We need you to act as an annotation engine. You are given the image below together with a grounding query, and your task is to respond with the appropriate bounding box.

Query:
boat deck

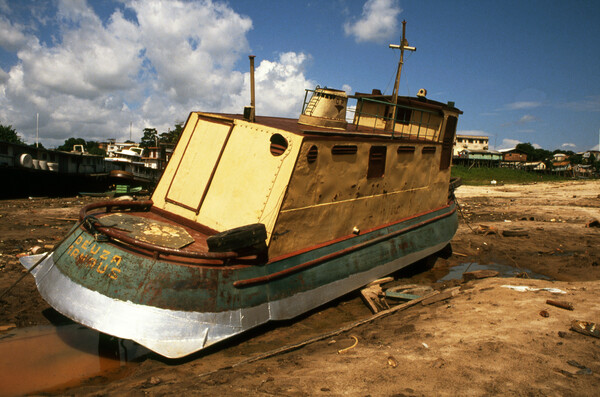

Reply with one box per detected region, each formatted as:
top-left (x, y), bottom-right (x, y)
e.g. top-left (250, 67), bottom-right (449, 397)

top-left (84, 204), bottom-right (257, 268)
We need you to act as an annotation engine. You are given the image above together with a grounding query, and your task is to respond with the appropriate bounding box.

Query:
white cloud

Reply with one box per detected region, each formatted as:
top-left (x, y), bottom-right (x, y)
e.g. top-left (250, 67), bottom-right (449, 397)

top-left (496, 138), bottom-right (521, 150)
top-left (344, 0), bottom-right (401, 43)
top-left (228, 52), bottom-right (315, 117)
top-left (561, 142), bottom-right (576, 148)
top-left (504, 101), bottom-right (542, 110)
top-left (0, 0), bottom-right (314, 147)
top-left (0, 15), bottom-right (30, 51)
top-left (562, 95), bottom-right (600, 112)
top-left (517, 114), bottom-right (537, 124)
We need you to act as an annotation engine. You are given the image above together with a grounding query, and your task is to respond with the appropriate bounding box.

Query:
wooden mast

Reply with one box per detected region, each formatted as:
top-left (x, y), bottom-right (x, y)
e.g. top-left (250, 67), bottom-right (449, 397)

top-left (386, 20), bottom-right (416, 132)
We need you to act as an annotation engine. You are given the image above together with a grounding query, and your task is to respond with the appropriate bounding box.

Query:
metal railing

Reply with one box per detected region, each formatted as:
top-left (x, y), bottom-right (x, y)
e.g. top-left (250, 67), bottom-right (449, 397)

top-left (351, 97), bottom-right (441, 140)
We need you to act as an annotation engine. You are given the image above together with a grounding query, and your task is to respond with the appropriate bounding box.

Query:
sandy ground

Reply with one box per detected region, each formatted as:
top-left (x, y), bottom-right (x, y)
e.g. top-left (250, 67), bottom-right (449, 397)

top-left (0, 180), bottom-right (599, 395)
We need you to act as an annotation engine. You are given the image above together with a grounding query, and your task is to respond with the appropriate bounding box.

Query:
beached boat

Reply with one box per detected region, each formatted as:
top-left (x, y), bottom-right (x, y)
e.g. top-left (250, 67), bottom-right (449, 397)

top-left (21, 26), bottom-right (462, 358)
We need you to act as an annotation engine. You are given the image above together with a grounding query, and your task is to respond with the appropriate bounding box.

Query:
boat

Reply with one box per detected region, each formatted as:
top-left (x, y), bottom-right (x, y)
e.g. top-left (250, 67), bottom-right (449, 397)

top-left (104, 142), bottom-right (162, 188)
top-left (21, 23), bottom-right (462, 358)
top-left (0, 141), bottom-right (109, 198)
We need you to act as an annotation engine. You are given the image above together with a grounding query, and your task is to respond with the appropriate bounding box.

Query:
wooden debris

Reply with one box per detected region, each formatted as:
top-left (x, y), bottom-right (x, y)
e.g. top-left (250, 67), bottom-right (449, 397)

top-left (546, 300), bottom-right (574, 311)
top-left (0, 323), bottom-right (17, 332)
top-left (502, 228), bottom-right (529, 237)
top-left (475, 224), bottom-right (497, 235)
top-left (571, 320), bottom-right (600, 338)
top-left (463, 269), bottom-right (499, 281)
top-left (421, 287), bottom-right (459, 306)
top-left (586, 219), bottom-right (600, 228)
top-left (365, 277), bottom-right (394, 288)
top-left (360, 284), bottom-right (389, 313)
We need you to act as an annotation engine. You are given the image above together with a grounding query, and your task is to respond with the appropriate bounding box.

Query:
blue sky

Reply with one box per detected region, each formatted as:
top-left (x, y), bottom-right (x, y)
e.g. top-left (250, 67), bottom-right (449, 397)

top-left (0, 0), bottom-right (598, 152)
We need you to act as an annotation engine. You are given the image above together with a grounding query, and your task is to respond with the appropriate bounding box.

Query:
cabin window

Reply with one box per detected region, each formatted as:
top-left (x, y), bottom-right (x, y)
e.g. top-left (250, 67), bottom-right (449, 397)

top-left (367, 146), bottom-right (386, 179)
top-left (397, 146), bottom-right (415, 163)
top-left (331, 145), bottom-right (358, 155)
top-left (307, 145), bottom-right (318, 163)
top-left (397, 146), bottom-right (415, 154)
top-left (422, 146), bottom-right (437, 154)
top-left (395, 107), bottom-right (412, 125)
top-left (270, 134), bottom-right (288, 156)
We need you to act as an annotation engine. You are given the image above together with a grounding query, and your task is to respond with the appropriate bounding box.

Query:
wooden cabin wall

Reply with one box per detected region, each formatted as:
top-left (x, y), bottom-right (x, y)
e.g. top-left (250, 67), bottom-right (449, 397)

top-left (354, 101), bottom-right (442, 140)
top-left (268, 138), bottom-right (451, 258)
top-left (152, 113), bottom-right (302, 239)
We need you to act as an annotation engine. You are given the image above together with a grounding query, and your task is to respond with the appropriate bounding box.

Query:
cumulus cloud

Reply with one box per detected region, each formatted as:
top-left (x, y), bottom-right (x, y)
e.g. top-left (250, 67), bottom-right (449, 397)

top-left (0, 0), bottom-right (313, 147)
top-left (228, 52), bottom-right (315, 117)
top-left (344, 0), bottom-right (401, 43)
top-left (496, 138), bottom-right (521, 150)
top-left (0, 15), bottom-right (30, 51)
top-left (561, 142), bottom-right (576, 148)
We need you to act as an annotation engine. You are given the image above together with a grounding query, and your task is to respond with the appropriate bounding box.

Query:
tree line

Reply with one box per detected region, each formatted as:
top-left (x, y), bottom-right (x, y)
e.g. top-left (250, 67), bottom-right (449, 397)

top-left (0, 122), bottom-right (184, 156)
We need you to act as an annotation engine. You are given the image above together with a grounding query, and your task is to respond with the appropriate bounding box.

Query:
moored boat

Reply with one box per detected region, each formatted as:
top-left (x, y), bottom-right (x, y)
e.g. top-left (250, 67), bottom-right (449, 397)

top-left (21, 24), bottom-right (462, 358)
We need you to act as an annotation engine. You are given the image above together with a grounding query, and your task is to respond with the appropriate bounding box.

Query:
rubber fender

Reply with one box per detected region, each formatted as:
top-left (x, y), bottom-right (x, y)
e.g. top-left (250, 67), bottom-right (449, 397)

top-left (207, 223), bottom-right (267, 252)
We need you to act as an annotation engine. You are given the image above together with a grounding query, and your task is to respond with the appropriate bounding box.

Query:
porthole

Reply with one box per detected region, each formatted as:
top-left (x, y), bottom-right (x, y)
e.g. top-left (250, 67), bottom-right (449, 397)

top-left (307, 145), bottom-right (318, 163)
top-left (270, 134), bottom-right (288, 156)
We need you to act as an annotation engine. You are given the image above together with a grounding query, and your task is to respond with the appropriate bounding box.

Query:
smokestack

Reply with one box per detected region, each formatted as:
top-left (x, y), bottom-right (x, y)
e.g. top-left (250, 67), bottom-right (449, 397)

top-left (244, 55), bottom-right (256, 122)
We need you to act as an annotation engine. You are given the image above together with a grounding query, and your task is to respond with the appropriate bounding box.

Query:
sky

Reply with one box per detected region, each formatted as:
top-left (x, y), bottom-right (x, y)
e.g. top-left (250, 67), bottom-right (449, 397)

top-left (0, 0), bottom-right (599, 151)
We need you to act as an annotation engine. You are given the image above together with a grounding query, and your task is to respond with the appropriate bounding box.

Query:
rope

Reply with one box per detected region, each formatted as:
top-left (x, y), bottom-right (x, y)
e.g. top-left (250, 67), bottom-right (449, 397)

top-left (452, 192), bottom-right (475, 233)
top-left (197, 290), bottom-right (439, 378)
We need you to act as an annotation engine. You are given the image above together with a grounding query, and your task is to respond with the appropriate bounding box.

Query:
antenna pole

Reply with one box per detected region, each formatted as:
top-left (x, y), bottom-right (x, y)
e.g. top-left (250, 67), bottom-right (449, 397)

top-left (386, 20), bottom-right (416, 132)
top-left (249, 55), bottom-right (256, 122)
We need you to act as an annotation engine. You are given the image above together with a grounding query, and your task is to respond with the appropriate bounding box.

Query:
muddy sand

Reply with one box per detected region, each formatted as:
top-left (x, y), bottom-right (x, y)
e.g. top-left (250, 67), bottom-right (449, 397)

top-left (0, 180), bottom-right (599, 395)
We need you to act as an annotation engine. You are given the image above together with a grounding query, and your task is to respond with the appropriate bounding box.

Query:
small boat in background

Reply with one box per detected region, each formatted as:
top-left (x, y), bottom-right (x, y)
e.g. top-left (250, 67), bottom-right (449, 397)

top-left (22, 23), bottom-right (462, 358)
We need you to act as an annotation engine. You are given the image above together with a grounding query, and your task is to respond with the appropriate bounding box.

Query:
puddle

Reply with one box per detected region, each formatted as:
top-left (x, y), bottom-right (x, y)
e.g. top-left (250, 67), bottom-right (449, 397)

top-left (440, 262), bottom-right (552, 282)
top-left (0, 324), bottom-right (149, 396)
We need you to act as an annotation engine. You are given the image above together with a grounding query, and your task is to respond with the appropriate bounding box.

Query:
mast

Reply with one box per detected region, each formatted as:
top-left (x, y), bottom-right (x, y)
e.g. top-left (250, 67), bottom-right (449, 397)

top-left (386, 20), bottom-right (416, 132)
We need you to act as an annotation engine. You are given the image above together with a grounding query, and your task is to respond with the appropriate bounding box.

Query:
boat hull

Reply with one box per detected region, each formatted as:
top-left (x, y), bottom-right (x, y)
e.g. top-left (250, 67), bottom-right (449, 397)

top-left (21, 203), bottom-right (457, 358)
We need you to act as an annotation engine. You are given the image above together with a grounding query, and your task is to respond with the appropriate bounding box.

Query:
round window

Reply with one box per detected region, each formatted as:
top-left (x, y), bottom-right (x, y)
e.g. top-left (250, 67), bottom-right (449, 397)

top-left (270, 134), bottom-right (288, 156)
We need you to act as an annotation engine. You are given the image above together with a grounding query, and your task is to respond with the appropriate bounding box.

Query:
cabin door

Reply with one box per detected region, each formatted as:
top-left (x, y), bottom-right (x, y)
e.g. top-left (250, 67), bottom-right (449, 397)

top-left (439, 116), bottom-right (457, 170)
top-left (164, 118), bottom-right (233, 213)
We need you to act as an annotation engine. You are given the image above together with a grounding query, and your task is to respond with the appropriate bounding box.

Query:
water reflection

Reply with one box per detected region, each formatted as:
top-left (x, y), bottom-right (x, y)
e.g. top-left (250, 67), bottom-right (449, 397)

top-left (0, 324), bottom-right (149, 396)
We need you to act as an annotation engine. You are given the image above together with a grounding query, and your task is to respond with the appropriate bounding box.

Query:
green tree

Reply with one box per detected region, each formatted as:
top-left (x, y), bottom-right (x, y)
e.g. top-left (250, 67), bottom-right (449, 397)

top-left (515, 142), bottom-right (535, 160)
top-left (140, 128), bottom-right (158, 148)
top-left (159, 122), bottom-right (184, 145)
top-left (86, 140), bottom-right (106, 156)
top-left (0, 124), bottom-right (24, 144)
top-left (57, 137), bottom-right (86, 152)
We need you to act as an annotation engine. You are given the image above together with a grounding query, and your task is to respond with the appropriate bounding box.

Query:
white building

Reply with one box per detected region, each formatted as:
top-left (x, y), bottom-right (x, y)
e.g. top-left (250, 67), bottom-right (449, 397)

top-left (453, 134), bottom-right (489, 156)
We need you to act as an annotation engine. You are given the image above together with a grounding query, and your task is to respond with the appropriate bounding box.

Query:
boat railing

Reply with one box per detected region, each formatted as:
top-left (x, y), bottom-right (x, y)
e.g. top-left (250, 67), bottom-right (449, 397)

top-left (350, 97), bottom-right (441, 140)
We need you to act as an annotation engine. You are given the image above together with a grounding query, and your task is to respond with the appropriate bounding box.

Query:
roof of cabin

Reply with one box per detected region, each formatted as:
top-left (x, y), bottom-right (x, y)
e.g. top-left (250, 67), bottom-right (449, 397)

top-left (202, 111), bottom-right (453, 142)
